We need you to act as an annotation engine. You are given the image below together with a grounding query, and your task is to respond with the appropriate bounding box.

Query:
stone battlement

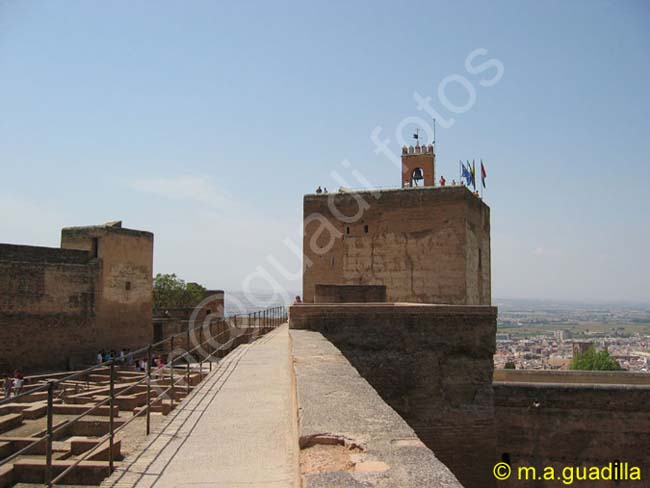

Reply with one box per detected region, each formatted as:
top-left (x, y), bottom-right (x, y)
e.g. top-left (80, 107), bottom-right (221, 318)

top-left (0, 243), bottom-right (92, 265)
top-left (290, 302), bottom-right (497, 487)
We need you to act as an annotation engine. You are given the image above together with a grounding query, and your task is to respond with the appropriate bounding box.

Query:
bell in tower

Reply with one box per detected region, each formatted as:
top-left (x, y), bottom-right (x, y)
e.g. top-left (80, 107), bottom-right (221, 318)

top-left (411, 167), bottom-right (424, 186)
top-left (401, 143), bottom-right (435, 188)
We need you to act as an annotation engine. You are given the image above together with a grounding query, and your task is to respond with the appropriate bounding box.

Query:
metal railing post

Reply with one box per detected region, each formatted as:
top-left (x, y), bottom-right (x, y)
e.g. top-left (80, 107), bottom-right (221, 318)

top-left (209, 321), bottom-right (213, 371)
top-left (170, 336), bottom-right (175, 409)
top-left (45, 380), bottom-right (54, 487)
top-left (109, 360), bottom-right (115, 472)
top-left (186, 327), bottom-right (191, 396)
top-left (199, 326), bottom-right (203, 378)
top-left (146, 345), bottom-right (152, 435)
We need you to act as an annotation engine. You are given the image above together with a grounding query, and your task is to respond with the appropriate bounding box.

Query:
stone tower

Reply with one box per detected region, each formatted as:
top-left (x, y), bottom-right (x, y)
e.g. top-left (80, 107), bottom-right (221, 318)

top-left (61, 221), bottom-right (154, 349)
top-left (401, 143), bottom-right (435, 187)
top-left (302, 186), bottom-right (491, 305)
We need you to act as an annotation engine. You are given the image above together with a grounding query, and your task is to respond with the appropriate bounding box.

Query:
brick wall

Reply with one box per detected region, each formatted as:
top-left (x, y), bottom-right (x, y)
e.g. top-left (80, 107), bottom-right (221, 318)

top-left (289, 303), bottom-right (498, 487)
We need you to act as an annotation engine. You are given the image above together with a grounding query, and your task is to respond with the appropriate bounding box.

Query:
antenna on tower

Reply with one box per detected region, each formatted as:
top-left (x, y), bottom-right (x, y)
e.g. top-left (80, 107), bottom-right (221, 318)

top-left (433, 118), bottom-right (436, 146)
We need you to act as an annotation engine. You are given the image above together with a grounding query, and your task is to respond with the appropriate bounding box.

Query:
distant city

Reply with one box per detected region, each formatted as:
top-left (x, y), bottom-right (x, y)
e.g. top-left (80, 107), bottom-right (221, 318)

top-left (493, 298), bottom-right (650, 371)
top-left (224, 293), bottom-right (650, 372)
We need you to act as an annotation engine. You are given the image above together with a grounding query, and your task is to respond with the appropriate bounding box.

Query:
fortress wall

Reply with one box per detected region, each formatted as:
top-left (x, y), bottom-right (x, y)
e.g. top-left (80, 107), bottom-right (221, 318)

top-left (494, 381), bottom-right (650, 487)
top-left (494, 368), bottom-right (650, 385)
top-left (292, 328), bottom-right (463, 487)
top-left (61, 226), bottom-right (154, 348)
top-left (314, 284), bottom-right (387, 303)
top-left (0, 247), bottom-right (99, 370)
top-left (290, 303), bottom-right (498, 488)
top-left (153, 292), bottom-right (226, 354)
top-left (302, 186), bottom-right (491, 306)
top-left (0, 224), bottom-right (154, 371)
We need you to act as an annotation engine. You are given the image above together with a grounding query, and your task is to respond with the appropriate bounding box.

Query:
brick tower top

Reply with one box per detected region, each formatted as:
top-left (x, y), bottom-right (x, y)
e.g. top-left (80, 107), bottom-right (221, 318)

top-left (401, 143), bottom-right (435, 187)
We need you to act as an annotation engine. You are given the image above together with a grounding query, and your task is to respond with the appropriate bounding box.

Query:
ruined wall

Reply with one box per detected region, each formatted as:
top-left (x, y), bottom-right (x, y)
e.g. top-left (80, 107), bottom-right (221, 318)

top-left (289, 303), bottom-right (498, 488)
top-left (494, 381), bottom-right (650, 487)
top-left (302, 186), bottom-right (491, 305)
top-left (0, 244), bottom-right (99, 370)
top-left (153, 291), bottom-right (226, 353)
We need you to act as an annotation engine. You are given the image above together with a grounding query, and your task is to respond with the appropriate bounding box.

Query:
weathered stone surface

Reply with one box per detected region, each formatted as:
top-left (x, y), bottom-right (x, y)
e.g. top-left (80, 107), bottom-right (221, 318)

top-left (101, 327), bottom-right (299, 488)
top-left (292, 329), bottom-right (463, 488)
top-left (314, 284), bottom-right (387, 303)
top-left (302, 186), bottom-right (490, 305)
top-left (290, 303), bottom-right (497, 487)
top-left (494, 368), bottom-right (650, 385)
top-left (0, 223), bottom-right (153, 371)
top-left (494, 381), bottom-right (650, 487)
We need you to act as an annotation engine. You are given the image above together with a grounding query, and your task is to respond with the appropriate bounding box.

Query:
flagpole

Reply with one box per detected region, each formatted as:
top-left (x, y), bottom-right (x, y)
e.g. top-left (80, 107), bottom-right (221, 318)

top-left (479, 159), bottom-right (484, 200)
top-left (433, 118), bottom-right (436, 146)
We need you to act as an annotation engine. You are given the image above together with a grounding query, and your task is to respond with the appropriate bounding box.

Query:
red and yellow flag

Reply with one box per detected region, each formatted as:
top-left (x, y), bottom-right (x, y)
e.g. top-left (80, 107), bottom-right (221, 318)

top-left (480, 160), bottom-right (487, 188)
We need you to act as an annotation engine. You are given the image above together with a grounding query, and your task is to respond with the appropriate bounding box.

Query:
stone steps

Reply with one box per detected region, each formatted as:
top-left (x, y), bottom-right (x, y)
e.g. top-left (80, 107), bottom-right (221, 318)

top-left (0, 413), bottom-right (23, 434)
top-left (13, 458), bottom-right (114, 485)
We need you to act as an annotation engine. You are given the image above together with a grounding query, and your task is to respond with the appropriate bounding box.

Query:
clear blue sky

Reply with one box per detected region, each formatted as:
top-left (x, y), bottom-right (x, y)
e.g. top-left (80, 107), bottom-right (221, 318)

top-left (1, 0), bottom-right (648, 303)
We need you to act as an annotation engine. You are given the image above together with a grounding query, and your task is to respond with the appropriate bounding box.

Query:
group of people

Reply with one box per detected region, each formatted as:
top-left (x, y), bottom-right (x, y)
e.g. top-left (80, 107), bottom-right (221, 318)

top-left (135, 355), bottom-right (167, 375)
top-left (437, 176), bottom-right (481, 196)
top-left (96, 349), bottom-right (169, 377)
top-left (315, 186), bottom-right (329, 194)
top-left (3, 370), bottom-right (25, 398)
top-left (97, 348), bottom-right (135, 366)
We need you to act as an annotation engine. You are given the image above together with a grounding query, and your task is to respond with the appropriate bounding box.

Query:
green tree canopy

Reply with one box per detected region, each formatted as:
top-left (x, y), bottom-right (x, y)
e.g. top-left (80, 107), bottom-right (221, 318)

top-left (153, 273), bottom-right (207, 310)
top-left (570, 347), bottom-right (621, 371)
top-left (504, 361), bottom-right (516, 370)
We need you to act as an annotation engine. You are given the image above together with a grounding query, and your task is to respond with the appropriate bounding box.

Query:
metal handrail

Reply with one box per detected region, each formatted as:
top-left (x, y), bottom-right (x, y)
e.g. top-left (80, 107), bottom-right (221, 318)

top-left (0, 305), bottom-right (288, 487)
top-left (0, 307), bottom-right (281, 407)
top-left (50, 318), bottom-right (266, 484)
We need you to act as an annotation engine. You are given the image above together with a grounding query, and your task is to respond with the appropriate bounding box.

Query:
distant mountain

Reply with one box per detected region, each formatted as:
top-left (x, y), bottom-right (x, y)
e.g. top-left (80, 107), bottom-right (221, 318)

top-left (494, 297), bottom-right (650, 312)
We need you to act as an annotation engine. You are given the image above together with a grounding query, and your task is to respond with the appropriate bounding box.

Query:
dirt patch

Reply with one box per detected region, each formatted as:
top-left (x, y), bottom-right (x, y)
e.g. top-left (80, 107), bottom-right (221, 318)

top-left (300, 434), bottom-right (364, 475)
top-left (300, 443), bottom-right (362, 474)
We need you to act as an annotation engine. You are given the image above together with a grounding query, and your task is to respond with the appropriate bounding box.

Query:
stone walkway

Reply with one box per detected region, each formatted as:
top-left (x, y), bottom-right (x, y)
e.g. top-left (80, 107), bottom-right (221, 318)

top-left (101, 325), bottom-right (298, 488)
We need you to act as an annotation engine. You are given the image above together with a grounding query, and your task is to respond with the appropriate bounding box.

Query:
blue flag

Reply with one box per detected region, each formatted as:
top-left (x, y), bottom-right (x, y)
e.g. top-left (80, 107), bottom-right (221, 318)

top-left (461, 161), bottom-right (473, 187)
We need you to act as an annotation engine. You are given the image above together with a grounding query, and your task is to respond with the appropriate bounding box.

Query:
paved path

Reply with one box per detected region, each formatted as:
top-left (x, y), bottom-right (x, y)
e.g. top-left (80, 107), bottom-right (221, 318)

top-left (102, 325), bottom-right (298, 488)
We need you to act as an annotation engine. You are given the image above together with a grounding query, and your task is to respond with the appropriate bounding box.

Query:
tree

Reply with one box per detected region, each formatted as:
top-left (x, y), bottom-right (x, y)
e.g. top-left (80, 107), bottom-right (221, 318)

top-left (570, 347), bottom-right (621, 371)
top-left (504, 361), bottom-right (516, 370)
top-left (153, 273), bottom-right (206, 310)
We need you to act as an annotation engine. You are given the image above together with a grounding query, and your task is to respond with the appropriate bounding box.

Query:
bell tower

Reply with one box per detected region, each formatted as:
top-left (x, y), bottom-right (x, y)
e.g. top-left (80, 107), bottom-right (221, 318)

top-left (401, 143), bottom-right (435, 187)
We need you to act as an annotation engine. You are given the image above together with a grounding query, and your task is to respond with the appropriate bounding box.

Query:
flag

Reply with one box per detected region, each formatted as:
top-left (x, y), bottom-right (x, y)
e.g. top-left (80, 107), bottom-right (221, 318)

top-left (471, 160), bottom-right (477, 190)
top-left (466, 160), bottom-right (473, 187)
top-left (461, 161), bottom-right (473, 186)
top-left (412, 133), bottom-right (419, 140)
top-left (480, 160), bottom-right (487, 188)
